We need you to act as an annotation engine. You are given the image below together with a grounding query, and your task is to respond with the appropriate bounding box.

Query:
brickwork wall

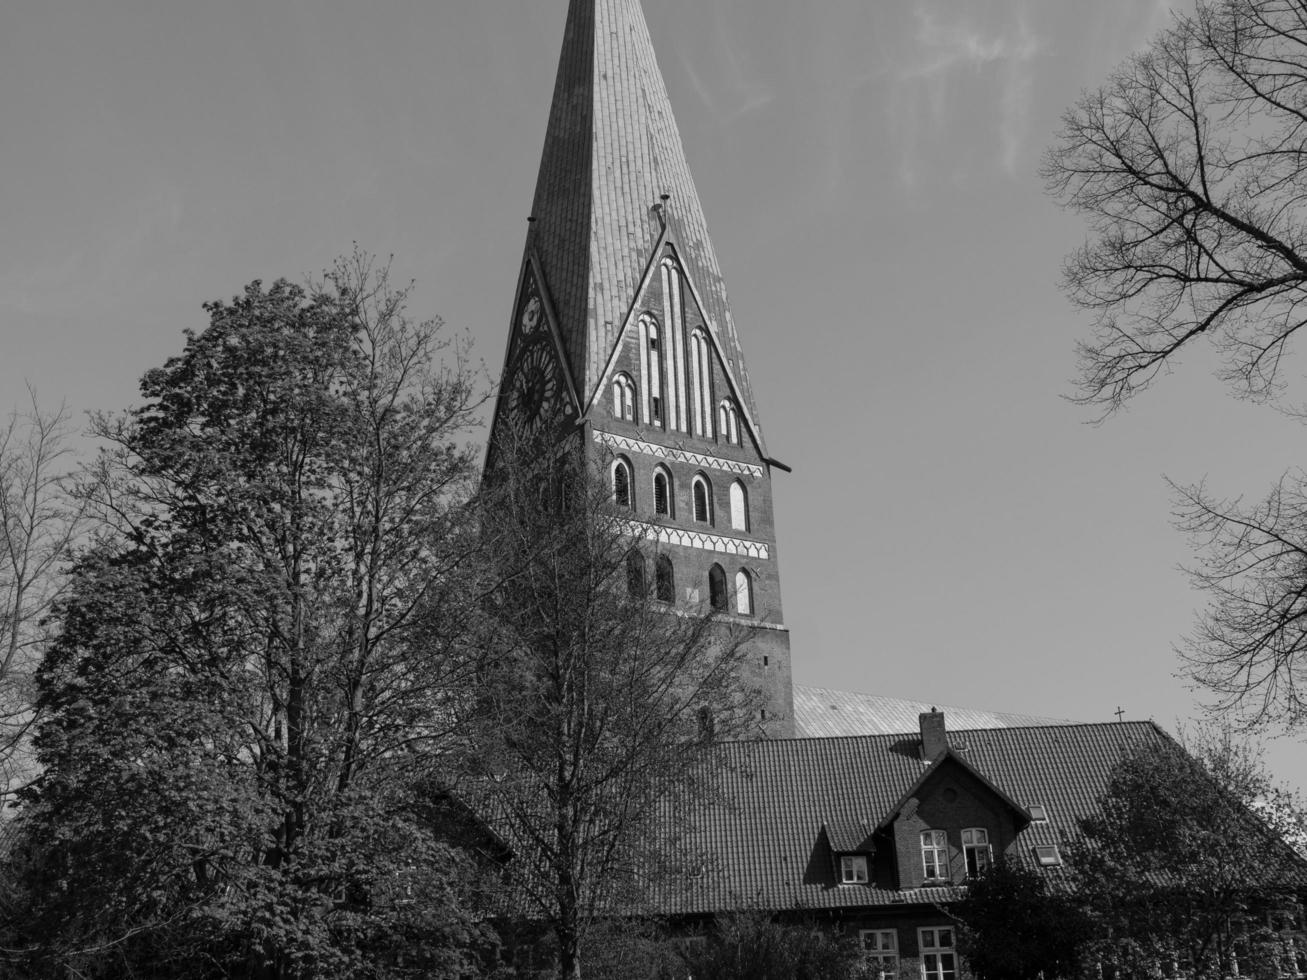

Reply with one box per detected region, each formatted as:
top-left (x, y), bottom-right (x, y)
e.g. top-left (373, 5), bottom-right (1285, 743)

top-left (586, 248), bottom-right (795, 736)
top-left (890, 762), bottom-right (1020, 890)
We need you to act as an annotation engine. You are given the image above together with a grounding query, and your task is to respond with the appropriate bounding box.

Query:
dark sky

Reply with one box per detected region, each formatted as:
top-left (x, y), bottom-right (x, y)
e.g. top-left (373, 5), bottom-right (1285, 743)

top-left (3, 0), bottom-right (1302, 792)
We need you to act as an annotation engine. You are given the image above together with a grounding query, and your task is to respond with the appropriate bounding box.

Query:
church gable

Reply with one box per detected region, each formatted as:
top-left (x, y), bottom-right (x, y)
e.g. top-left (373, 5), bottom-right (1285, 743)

top-left (594, 244), bottom-right (760, 458)
top-left (491, 256), bottom-right (581, 449)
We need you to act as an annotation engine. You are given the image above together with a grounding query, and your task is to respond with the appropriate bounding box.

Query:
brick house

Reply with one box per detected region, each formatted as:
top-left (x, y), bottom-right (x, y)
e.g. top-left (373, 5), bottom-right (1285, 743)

top-left (657, 710), bottom-right (1165, 977)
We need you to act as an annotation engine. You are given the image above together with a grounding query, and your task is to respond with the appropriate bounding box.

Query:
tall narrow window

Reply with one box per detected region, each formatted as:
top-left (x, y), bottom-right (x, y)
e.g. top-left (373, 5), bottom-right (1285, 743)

top-left (612, 458), bottom-right (633, 509)
top-left (962, 828), bottom-right (991, 878)
top-left (660, 260), bottom-right (686, 432)
top-left (708, 564), bottom-right (727, 611)
top-left (692, 474), bottom-right (712, 524)
top-left (626, 550), bottom-right (645, 598)
top-left (653, 468), bottom-right (672, 517)
top-left (718, 398), bottom-right (740, 444)
top-left (648, 322), bottom-right (663, 426)
top-left (921, 830), bottom-right (949, 882)
top-left (919, 928), bottom-right (957, 980)
top-left (729, 481), bottom-right (748, 531)
top-left (689, 329), bottom-right (712, 437)
top-left (734, 569), bottom-right (753, 616)
top-left (655, 556), bottom-right (675, 603)
top-left (612, 373), bottom-right (636, 421)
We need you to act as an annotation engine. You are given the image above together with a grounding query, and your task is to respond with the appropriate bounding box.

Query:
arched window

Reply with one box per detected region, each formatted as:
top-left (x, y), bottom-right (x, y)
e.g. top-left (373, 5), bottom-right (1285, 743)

top-left (612, 458), bottom-right (633, 509)
top-left (611, 373), bottom-right (636, 421)
top-left (655, 556), bottom-right (675, 603)
top-left (626, 550), bottom-right (646, 598)
top-left (708, 564), bottom-right (727, 611)
top-left (689, 329), bottom-right (712, 437)
top-left (718, 399), bottom-right (740, 445)
top-left (729, 481), bottom-right (749, 531)
top-left (692, 474), bottom-right (712, 524)
top-left (734, 569), bottom-right (753, 616)
top-left (653, 467), bottom-right (673, 518)
top-left (647, 322), bottom-right (663, 426)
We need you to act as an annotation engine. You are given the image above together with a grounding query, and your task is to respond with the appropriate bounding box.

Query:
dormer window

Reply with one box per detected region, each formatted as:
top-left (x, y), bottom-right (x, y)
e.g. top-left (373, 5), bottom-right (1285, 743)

top-left (839, 854), bottom-right (869, 884)
top-left (921, 830), bottom-right (948, 883)
top-left (962, 828), bottom-right (991, 878)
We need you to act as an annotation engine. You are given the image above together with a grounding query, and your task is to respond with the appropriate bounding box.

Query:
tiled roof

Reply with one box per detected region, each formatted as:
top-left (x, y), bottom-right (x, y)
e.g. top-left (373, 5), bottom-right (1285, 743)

top-left (793, 686), bottom-right (1076, 738)
top-left (527, 0), bottom-right (764, 443)
top-left (654, 720), bottom-right (1172, 915)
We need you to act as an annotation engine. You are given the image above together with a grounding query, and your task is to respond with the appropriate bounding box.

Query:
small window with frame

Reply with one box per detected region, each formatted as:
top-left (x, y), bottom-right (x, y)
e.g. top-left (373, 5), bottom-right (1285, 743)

top-left (1032, 845), bottom-right (1062, 867)
top-left (1028, 804), bottom-right (1049, 823)
top-left (861, 929), bottom-right (898, 978)
top-left (839, 854), bottom-right (869, 884)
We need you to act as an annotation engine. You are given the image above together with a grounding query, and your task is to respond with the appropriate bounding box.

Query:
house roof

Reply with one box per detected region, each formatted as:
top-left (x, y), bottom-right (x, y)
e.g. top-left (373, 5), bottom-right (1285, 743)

top-left (525, 0), bottom-right (765, 442)
top-left (793, 686), bottom-right (1076, 738)
top-left (654, 720), bottom-right (1172, 915)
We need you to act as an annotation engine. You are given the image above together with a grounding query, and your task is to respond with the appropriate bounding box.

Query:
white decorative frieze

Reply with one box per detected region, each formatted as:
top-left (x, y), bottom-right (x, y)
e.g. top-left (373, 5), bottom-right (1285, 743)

top-left (594, 430), bottom-right (764, 479)
top-left (615, 519), bottom-right (770, 560)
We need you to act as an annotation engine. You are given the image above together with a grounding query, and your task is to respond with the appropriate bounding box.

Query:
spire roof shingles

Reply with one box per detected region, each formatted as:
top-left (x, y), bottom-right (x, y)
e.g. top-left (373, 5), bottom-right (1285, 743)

top-left (529, 0), bottom-right (763, 439)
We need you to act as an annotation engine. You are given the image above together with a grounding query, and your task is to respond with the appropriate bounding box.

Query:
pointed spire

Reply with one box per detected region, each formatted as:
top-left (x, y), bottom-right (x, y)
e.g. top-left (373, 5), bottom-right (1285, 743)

top-left (529, 0), bottom-right (764, 442)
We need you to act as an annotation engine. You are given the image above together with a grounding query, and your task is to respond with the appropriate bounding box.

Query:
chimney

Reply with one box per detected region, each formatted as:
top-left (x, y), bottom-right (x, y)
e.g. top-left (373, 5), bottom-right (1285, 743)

top-left (920, 708), bottom-right (947, 760)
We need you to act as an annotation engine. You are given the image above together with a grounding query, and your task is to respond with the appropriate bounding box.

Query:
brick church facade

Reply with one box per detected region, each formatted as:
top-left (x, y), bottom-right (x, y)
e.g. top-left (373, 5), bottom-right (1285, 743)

top-left (485, 1), bottom-right (1307, 976)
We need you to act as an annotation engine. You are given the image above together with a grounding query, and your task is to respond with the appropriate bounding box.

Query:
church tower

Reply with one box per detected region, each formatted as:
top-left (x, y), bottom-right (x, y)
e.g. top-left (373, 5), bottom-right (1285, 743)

top-left (491, 0), bottom-right (794, 736)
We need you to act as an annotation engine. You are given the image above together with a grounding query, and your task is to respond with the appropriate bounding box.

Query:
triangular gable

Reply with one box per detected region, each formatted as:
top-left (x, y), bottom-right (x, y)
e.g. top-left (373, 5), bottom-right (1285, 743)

top-left (587, 230), bottom-right (766, 458)
top-left (488, 249), bottom-right (583, 452)
top-left (875, 749), bottom-right (1032, 833)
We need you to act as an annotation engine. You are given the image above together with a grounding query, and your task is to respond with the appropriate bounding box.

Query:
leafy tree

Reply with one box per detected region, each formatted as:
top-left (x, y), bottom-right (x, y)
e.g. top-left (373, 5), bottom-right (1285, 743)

top-left (9, 254), bottom-right (491, 978)
top-left (469, 433), bottom-right (759, 980)
top-left (955, 859), bottom-right (1092, 980)
top-left (1070, 728), bottom-right (1307, 980)
top-left (674, 913), bottom-right (868, 980)
top-left (1044, 0), bottom-right (1307, 734)
top-left (0, 390), bottom-right (86, 811)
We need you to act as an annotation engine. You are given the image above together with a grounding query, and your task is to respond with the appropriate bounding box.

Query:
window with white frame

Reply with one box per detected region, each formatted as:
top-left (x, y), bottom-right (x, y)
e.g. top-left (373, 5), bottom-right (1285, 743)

top-left (689, 329), bottom-right (713, 437)
top-left (612, 458), bottom-right (633, 509)
top-left (1028, 804), bottom-right (1049, 823)
top-left (962, 828), bottom-right (991, 878)
top-left (692, 474), bottom-right (713, 524)
top-left (921, 830), bottom-right (949, 882)
top-left (718, 398), bottom-right (739, 444)
top-left (861, 929), bottom-right (898, 979)
top-left (647, 320), bottom-right (663, 425)
top-left (653, 468), bottom-right (672, 517)
top-left (1032, 845), bottom-right (1062, 867)
top-left (729, 480), bottom-right (748, 531)
top-left (839, 854), bottom-right (869, 884)
top-left (612, 373), bottom-right (636, 421)
top-left (734, 568), bottom-right (753, 616)
top-left (919, 927), bottom-right (957, 980)
top-left (708, 564), bottom-right (727, 612)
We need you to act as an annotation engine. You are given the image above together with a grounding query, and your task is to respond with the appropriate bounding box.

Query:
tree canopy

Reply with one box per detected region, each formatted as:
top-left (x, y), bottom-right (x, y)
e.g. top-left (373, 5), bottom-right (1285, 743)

top-left (7, 255), bottom-right (491, 979)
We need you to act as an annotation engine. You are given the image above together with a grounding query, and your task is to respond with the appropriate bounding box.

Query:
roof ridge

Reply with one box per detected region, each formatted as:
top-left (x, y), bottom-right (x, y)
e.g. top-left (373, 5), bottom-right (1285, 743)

top-left (719, 718), bottom-right (1165, 748)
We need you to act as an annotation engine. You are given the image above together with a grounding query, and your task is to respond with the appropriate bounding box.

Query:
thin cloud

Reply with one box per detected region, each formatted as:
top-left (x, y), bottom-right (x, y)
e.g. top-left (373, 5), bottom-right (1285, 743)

top-left (883, 0), bottom-right (1046, 184)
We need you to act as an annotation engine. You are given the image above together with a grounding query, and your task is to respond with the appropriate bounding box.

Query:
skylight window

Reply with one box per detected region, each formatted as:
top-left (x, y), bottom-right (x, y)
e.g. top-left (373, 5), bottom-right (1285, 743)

top-left (1028, 805), bottom-right (1049, 823)
top-left (1033, 845), bottom-right (1062, 867)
